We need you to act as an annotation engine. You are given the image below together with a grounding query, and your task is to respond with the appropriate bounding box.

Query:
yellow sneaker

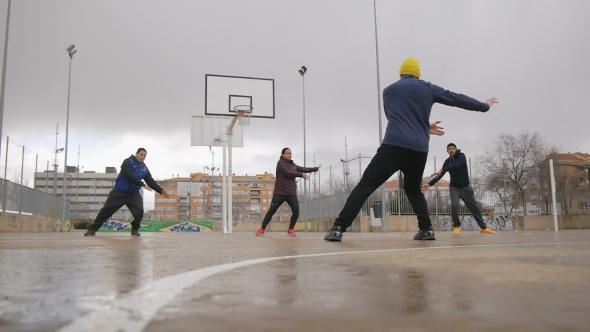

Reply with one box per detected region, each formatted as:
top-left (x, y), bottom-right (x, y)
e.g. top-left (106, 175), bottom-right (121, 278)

top-left (480, 228), bottom-right (496, 234)
top-left (452, 227), bottom-right (461, 234)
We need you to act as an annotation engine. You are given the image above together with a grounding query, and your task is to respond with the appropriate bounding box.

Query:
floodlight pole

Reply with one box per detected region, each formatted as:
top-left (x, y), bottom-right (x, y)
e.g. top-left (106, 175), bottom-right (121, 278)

top-left (299, 66), bottom-right (308, 231)
top-left (373, 0), bottom-right (387, 231)
top-left (61, 44), bottom-right (76, 231)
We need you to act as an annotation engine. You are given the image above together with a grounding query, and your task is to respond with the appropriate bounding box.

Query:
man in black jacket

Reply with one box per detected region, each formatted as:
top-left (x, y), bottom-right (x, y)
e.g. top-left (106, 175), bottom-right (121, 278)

top-left (422, 143), bottom-right (495, 234)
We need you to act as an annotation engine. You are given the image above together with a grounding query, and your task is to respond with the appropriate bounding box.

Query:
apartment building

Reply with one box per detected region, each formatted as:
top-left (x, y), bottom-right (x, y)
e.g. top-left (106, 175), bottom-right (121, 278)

top-left (539, 152), bottom-right (590, 215)
top-left (153, 172), bottom-right (294, 222)
top-left (34, 166), bottom-right (122, 220)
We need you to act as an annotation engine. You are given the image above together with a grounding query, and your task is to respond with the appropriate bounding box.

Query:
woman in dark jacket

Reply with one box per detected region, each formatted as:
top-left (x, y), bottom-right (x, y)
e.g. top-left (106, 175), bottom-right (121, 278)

top-left (255, 148), bottom-right (320, 236)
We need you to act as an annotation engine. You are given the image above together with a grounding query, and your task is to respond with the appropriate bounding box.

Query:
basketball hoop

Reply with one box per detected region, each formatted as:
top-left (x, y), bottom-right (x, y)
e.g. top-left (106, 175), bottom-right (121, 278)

top-left (233, 105), bottom-right (253, 126)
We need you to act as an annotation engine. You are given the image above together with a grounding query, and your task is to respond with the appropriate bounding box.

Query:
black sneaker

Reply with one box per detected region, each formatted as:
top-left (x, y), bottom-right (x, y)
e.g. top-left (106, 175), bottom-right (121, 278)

top-left (84, 228), bottom-right (96, 236)
top-left (324, 226), bottom-right (343, 242)
top-left (131, 229), bottom-right (140, 236)
top-left (413, 228), bottom-right (435, 240)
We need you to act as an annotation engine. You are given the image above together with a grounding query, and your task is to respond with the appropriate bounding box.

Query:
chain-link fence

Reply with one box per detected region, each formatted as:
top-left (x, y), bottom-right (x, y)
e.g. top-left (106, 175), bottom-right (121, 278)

top-left (0, 134), bottom-right (70, 219)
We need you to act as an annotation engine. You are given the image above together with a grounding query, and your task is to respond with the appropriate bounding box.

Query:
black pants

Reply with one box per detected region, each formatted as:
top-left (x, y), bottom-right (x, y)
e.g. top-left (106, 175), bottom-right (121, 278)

top-left (89, 189), bottom-right (144, 231)
top-left (450, 185), bottom-right (488, 229)
top-left (335, 144), bottom-right (432, 231)
top-left (261, 194), bottom-right (299, 230)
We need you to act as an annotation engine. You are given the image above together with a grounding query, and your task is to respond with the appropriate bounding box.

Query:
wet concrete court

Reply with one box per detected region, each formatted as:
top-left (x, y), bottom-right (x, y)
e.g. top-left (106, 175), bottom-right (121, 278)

top-left (1, 230), bottom-right (589, 332)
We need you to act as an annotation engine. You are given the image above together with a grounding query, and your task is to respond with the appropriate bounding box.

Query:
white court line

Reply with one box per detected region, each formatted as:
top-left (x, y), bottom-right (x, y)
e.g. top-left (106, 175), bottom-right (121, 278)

top-left (56, 242), bottom-right (588, 332)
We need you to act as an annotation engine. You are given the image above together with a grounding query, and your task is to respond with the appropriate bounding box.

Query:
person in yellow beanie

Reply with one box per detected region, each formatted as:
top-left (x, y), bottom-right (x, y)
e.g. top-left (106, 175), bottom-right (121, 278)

top-left (399, 57), bottom-right (421, 78)
top-left (325, 57), bottom-right (498, 242)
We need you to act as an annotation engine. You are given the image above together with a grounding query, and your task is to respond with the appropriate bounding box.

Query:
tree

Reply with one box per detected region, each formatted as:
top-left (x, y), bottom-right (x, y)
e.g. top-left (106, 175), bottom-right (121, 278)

top-left (475, 131), bottom-right (559, 214)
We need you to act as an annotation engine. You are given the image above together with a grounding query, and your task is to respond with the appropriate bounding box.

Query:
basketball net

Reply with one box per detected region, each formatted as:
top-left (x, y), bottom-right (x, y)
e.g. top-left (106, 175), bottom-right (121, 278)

top-left (233, 105), bottom-right (253, 126)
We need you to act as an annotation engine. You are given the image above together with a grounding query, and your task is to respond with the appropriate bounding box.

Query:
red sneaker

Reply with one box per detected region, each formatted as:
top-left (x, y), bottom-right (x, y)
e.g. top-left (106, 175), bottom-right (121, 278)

top-left (287, 229), bottom-right (296, 236)
top-left (255, 228), bottom-right (265, 236)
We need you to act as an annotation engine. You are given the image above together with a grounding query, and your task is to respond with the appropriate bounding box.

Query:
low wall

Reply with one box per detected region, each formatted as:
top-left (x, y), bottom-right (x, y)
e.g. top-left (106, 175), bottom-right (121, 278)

top-left (521, 215), bottom-right (589, 230)
top-left (0, 212), bottom-right (69, 232)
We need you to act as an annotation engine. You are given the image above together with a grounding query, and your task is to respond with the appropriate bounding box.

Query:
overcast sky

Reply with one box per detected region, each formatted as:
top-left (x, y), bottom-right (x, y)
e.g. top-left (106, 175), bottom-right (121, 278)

top-left (1, 0), bottom-right (589, 191)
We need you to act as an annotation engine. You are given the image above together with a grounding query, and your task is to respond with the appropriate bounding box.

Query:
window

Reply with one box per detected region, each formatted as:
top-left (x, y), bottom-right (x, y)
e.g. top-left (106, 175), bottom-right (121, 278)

top-left (579, 201), bottom-right (588, 210)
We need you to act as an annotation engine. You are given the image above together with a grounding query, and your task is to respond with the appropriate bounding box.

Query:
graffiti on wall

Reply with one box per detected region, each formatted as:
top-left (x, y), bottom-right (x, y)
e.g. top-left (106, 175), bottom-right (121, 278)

top-left (98, 220), bottom-right (214, 232)
top-left (432, 214), bottom-right (515, 231)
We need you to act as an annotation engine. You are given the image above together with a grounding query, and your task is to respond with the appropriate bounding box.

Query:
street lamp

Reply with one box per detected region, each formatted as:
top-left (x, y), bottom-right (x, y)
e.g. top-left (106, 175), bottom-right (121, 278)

top-left (298, 65), bottom-right (308, 231)
top-left (372, 1), bottom-right (387, 231)
top-left (61, 44), bottom-right (76, 230)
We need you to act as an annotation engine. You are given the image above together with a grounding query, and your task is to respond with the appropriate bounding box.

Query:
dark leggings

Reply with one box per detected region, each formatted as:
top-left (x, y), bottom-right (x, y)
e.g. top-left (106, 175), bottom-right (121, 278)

top-left (261, 194), bottom-right (299, 230)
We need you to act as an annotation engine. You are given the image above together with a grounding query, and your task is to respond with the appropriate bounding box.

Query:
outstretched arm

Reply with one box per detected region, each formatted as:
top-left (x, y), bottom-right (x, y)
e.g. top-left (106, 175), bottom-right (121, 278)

top-left (432, 84), bottom-right (497, 112)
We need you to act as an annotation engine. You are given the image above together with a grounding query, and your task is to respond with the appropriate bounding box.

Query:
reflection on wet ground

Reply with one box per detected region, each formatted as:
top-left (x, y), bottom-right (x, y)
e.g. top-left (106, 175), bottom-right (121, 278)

top-left (0, 230), bottom-right (589, 331)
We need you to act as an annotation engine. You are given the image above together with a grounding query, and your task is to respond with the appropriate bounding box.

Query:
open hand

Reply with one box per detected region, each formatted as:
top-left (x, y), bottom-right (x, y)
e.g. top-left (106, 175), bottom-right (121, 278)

top-left (429, 121), bottom-right (445, 136)
top-left (485, 97), bottom-right (498, 107)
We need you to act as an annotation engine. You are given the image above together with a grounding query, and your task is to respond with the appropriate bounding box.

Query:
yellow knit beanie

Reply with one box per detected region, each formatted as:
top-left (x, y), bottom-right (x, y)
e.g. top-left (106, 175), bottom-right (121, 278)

top-left (399, 58), bottom-right (421, 78)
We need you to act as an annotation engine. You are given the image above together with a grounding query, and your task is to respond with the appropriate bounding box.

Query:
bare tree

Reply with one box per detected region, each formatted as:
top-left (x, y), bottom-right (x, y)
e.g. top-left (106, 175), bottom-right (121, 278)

top-left (475, 131), bottom-right (559, 214)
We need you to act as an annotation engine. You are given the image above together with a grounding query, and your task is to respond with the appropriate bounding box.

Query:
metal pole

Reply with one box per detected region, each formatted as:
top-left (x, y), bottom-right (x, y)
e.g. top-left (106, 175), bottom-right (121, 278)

top-left (0, 0), bottom-right (12, 172)
top-left (358, 154), bottom-right (361, 181)
top-left (34, 154), bottom-right (38, 188)
top-left (53, 123), bottom-right (59, 195)
top-left (2, 136), bottom-right (8, 212)
top-left (301, 69), bottom-right (308, 231)
top-left (46, 160), bottom-right (49, 193)
top-left (18, 146), bottom-right (23, 213)
top-left (344, 137), bottom-right (348, 190)
top-left (329, 165), bottom-right (332, 195)
top-left (434, 157), bottom-right (438, 216)
top-left (503, 160), bottom-right (508, 214)
top-left (222, 145), bottom-right (227, 234)
top-left (373, 0), bottom-right (387, 231)
top-left (342, 162), bottom-right (345, 189)
top-left (62, 52), bottom-right (74, 230)
top-left (76, 145), bottom-right (80, 218)
top-left (20, 145), bottom-right (23, 185)
top-left (549, 159), bottom-right (559, 231)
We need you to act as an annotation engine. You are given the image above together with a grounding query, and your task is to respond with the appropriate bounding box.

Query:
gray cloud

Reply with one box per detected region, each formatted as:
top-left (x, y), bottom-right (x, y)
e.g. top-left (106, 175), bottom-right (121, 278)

top-left (2, 0), bottom-right (589, 182)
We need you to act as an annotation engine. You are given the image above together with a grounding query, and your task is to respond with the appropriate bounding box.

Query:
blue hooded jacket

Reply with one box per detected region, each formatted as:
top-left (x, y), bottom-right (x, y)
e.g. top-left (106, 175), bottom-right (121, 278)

top-left (114, 154), bottom-right (163, 194)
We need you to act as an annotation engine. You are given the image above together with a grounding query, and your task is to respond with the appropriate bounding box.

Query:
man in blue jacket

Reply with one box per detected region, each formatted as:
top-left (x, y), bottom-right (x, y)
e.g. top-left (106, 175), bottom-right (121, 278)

top-left (84, 148), bottom-right (169, 236)
top-left (324, 57), bottom-right (497, 242)
top-left (422, 143), bottom-right (496, 235)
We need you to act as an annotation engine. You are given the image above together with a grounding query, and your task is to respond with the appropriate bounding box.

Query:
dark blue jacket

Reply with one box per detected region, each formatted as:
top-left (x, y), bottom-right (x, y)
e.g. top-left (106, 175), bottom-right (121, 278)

top-left (382, 75), bottom-right (490, 153)
top-left (428, 149), bottom-right (470, 188)
top-left (114, 155), bottom-right (163, 194)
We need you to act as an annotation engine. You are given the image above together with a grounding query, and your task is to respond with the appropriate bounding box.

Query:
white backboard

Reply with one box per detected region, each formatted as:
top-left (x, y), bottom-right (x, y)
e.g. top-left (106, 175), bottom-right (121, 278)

top-left (177, 182), bottom-right (203, 197)
top-left (191, 116), bottom-right (244, 147)
top-left (205, 74), bottom-right (275, 118)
